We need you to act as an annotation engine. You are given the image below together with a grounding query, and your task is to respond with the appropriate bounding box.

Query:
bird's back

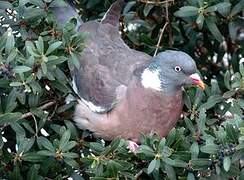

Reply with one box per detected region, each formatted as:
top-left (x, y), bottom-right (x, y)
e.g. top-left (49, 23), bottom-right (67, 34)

top-left (78, 21), bottom-right (150, 84)
top-left (72, 1), bottom-right (151, 112)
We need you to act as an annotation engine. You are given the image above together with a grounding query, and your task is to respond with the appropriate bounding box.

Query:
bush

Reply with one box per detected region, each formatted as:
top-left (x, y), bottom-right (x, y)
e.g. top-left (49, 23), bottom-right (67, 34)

top-left (0, 0), bottom-right (243, 179)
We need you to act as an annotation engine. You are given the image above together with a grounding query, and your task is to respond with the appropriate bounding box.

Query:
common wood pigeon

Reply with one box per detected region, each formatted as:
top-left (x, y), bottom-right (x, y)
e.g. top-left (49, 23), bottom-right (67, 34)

top-left (52, 0), bottom-right (205, 142)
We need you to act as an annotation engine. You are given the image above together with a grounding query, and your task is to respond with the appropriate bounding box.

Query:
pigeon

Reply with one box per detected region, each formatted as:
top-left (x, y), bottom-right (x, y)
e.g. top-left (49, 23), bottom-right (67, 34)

top-left (53, 0), bottom-right (205, 142)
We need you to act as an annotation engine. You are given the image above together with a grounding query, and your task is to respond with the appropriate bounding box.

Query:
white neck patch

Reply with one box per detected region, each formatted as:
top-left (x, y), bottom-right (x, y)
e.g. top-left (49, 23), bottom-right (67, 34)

top-left (141, 68), bottom-right (162, 91)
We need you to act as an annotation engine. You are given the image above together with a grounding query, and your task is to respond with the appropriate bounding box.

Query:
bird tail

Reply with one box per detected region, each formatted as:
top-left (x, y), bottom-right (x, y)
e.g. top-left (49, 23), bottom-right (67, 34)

top-left (50, 0), bottom-right (82, 30)
top-left (101, 0), bottom-right (125, 27)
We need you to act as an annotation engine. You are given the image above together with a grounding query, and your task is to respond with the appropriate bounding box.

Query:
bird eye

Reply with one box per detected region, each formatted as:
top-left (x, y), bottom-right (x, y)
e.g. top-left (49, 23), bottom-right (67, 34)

top-left (174, 66), bottom-right (181, 72)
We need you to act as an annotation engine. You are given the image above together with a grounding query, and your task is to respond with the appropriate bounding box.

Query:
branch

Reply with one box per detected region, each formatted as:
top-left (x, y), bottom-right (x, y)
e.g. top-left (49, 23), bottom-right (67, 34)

top-left (153, 22), bottom-right (169, 56)
top-left (21, 101), bottom-right (56, 120)
top-left (138, 0), bottom-right (174, 5)
top-left (153, 0), bottom-right (170, 56)
top-left (134, 170), bottom-right (143, 179)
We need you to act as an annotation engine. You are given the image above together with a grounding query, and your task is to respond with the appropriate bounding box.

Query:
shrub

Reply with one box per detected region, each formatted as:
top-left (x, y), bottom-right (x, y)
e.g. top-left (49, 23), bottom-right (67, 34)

top-left (0, 0), bottom-right (243, 179)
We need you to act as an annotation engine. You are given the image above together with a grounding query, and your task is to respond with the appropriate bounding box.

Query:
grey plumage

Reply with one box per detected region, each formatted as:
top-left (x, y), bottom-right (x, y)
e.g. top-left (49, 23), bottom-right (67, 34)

top-left (50, 0), bottom-right (82, 30)
top-left (51, 0), bottom-right (204, 141)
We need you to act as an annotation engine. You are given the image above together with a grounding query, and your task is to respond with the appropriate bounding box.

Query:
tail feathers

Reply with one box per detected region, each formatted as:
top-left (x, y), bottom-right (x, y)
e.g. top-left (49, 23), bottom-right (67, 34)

top-left (50, 0), bottom-right (82, 30)
top-left (101, 0), bottom-right (124, 27)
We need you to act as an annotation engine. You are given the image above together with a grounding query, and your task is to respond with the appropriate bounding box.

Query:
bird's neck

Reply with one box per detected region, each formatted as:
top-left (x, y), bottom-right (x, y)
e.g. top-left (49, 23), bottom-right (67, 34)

top-left (140, 67), bottom-right (181, 95)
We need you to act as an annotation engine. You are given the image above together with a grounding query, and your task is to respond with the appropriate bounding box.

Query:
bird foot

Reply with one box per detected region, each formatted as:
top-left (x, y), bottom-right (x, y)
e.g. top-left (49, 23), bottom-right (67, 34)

top-left (126, 140), bottom-right (139, 152)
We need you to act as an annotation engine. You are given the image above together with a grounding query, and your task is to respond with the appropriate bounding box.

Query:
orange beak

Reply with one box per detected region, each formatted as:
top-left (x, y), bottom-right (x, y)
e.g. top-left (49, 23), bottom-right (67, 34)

top-left (189, 73), bottom-right (205, 90)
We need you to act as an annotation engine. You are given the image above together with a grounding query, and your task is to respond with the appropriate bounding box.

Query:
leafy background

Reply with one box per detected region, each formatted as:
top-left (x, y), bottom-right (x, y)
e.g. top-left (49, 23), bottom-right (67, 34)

top-left (0, 0), bottom-right (243, 179)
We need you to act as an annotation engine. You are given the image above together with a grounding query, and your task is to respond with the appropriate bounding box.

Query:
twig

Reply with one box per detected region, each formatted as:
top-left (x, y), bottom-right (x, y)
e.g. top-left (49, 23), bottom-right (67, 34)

top-left (134, 170), bottom-right (143, 179)
top-left (153, 22), bottom-right (169, 56)
top-left (153, 0), bottom-right (170, 56)
top-left (138, 0), bottom-right (174, 5)
top-left (21, 101), bottom-right (56, 120)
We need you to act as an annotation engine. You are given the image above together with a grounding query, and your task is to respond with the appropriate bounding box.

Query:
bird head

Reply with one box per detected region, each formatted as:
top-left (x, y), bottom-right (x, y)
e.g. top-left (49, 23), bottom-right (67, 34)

top-left (141, 50), bottom-right (205, 93)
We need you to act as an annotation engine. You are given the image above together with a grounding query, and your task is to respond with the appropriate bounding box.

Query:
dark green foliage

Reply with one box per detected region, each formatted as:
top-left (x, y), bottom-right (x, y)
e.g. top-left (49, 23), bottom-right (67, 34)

top-left (0, 0), bottom-right (243, 179)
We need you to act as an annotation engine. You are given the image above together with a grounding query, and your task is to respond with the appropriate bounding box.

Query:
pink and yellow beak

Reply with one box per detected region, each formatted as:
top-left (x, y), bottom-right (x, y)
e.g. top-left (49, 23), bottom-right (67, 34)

top-left (189, 73), bottom-right (205, 90)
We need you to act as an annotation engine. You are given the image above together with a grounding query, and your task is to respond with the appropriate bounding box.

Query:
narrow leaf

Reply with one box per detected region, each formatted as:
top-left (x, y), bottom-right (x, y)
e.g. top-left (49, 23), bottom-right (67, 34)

top-left (205, 18), bottom-right (223, 42)
top-left (45, 41), bottom-right (62, 55)
top-left (223, 156), bottom-right (231, 172)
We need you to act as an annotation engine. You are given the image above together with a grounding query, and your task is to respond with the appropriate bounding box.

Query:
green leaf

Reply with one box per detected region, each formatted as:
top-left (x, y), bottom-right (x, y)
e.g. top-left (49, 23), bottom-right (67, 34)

top-left (164, 158), bottom-right (188, 168)
top-left (174, 6), bottom-right (198, 17)
top-left (190, 158), bottom-right (211, 170)
top-left (41, 62), bottom-right (47, 74)
top-left (64, 120), bottom-right (78, 139)
top-left (162, 146), bottom-right (172, 157)
top-left (22, 152), bottom-right (46, 162)
top-left (196, 13), bottom-right (204, 29)
top-left (226, 124), bottom-right (239, 143)
top-left (0, 1), bottom-right (13, 9)
top-left (0, 135), bottom-right (4, 148)
top-left (6, 49), bottom-right (17, 63)
top-left (200, 144), bottom-right (219, 154)
top-left (49, 0), bottom-right (67, 8)
top-left (223, 156), bottom-right (231, 172)
top-left (123, 1), bottom-right (136, 14)
top-left (183, 91), bottom-right (192, 109)
top-left (11, 122), bottom-right (26, 138)
top-left (137, 145), bottom-right (155, 158)
top-left (86, 0), bottom-right (101, 9)
top-left (61, 141), bottom-right (77, 152)
top-left (164, 164), bottom-right (176, 180)
top-left (184, 117), bottom-right (195, 133)
top-left (143, 4), bottom-right (154, 17)
top-left (70, 52), bottom-right (80, 69)
top-left (13, 66), bottom-right (32, 74)
top-left (240, 62), bottom-right (244, 77)
top-left (5, 89), bottom-right (17, 112)
top-left (166, 128), bottom-right (176, 146)
top-left (187, 172), bottom-right (195, 180)
top-left (29, 0), bottom-right (45, 8)
top-left (59, 130), bottom-right (71, 151)
top-left (89, 142), bottom-right (105, 153)
top-left (199, 95), bottom-right (223, 110)
top-left (147, 159), bottom-right (160, 174)
top-left (228, 21), bottom-right (238, 41)
top-left (17, 137), bottom-right (35, 154)
top-left (62, 152), bottom-right (79, 159)
top-left (223, 90), bottom-right (236, 99)
top-left (215, 2), bottom-right (231, 16)
top-left (205, 18), bottom-right (223, 42)
top-left (9, 165), bottom-right (23, 180)
top-left (230, 0), bottom-right (244, 16)
top-left (27, 165), bottom-right (40, 180)
top-left (37, 137), bottom-right (55, 152)
top-left (63, 157), bottom-right (79, 168)
top-left (190, 142), bottom-right (199, 158)
top-left (45, 41), bottom-right (62, 55)
top-left (0, 113), bottom-right (22, 125)
top-left (37, 150), bottom-right (56, 157)
top-left (224, 70), bottom-right (231, 89)
top-left (26, 41), bottom-right (40, 57)
top-left (197, 108), bottom-right (206, 134)
top-left (5, 32), bottom-right (15, 54)
top-left (36, 36), bottom-right (44, 54)
top-left (9, 82), bottom-right (23, 87)
top-left (158, 138), bottom-right (166, 151)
